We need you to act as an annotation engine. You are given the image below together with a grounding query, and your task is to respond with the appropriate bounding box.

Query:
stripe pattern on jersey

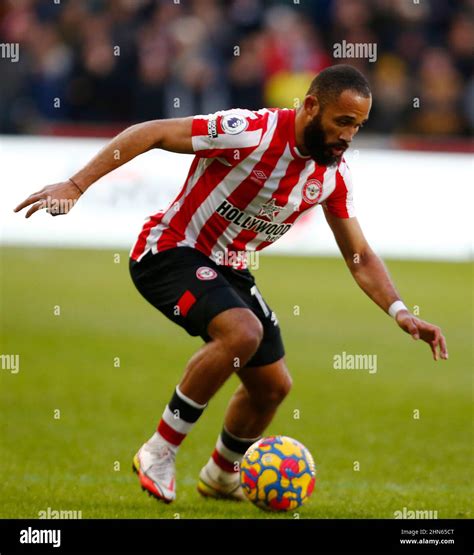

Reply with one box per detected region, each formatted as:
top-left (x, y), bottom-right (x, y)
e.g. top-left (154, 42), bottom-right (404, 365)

top-left (130, 108), bottom-right (355, 266)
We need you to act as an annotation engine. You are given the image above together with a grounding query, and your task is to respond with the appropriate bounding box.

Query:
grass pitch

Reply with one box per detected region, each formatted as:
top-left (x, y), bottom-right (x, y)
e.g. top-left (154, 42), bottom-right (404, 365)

top-left (0, 247), bottom-right (472, 519)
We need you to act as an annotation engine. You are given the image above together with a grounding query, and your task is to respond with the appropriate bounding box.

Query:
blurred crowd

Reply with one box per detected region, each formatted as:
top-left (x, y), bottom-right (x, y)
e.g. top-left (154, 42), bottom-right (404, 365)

top-left (0, 0), bottom-right (472, 137)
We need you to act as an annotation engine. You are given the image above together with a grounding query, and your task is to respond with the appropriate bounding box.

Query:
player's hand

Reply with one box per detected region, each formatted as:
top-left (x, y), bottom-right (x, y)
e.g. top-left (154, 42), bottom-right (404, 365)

top-left (13, 180), bottom-right (83, 218)
top-left (395, 310), bottom-right (448, 361)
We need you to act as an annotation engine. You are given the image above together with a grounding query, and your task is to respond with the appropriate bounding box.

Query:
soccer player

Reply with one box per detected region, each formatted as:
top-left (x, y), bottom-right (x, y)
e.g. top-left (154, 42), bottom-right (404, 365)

top-left (14, 65), bottom-right (448, 503)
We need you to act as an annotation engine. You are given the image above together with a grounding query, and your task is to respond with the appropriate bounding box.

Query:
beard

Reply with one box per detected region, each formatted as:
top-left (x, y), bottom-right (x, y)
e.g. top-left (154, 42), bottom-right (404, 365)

top-left (303, 113), bottom-right (348, 166)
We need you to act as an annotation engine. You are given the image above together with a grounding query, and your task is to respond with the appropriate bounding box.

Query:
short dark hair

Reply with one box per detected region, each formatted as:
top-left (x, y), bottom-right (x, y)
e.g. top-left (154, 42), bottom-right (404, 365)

top-left (307, 64), bottom-right (371, 107)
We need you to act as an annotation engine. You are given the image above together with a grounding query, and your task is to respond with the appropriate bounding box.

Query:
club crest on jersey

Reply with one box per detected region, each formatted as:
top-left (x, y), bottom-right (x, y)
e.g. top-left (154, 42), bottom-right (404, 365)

top-left (302, 179), bottom-right (323, 205)
top-left (196, 266), bottom-right (218, 281)
top-left (221, 114), bottom-right (248, 135)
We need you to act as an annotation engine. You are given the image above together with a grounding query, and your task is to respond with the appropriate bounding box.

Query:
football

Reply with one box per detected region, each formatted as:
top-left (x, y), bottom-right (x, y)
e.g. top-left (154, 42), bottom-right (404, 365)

top-left (240, 435), bottom-right (316, 511)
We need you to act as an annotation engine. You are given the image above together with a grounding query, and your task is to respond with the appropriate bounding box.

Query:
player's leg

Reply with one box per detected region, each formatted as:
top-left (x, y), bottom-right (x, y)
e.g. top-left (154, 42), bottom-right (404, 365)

top-left (198, 358), bottom-right (292, 499)
top-left (133, 307), bottom-right (263, 503)
top-left (226, 358), bottom-right (292, 438)
top-left (129, 248), bottom-right (264, 502)
top-left (177, 307), bottom-right (263, 404)
top-left (197, 269), bottom-right (289, 500)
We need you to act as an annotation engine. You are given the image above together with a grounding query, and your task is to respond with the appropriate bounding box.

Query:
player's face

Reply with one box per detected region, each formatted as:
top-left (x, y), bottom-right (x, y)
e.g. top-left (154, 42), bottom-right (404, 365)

top-left (303, 90), bottom-right (371, 166)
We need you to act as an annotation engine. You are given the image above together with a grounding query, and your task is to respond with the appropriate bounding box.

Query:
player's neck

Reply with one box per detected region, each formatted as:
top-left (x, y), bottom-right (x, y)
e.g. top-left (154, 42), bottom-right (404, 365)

top-left (294, 108), bottom-right (310, 156)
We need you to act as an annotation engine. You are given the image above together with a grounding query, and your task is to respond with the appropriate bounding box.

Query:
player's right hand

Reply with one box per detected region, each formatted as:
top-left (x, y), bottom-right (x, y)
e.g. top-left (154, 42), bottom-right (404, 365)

top-left (13, 180), bottom-right (83, 218)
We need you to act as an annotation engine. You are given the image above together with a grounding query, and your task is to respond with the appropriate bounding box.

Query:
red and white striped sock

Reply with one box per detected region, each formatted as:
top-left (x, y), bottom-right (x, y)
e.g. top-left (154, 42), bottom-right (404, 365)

top-left (148, 386), bottom-right (206, 452)
top-left (205, 427), bottom-right (260, 482)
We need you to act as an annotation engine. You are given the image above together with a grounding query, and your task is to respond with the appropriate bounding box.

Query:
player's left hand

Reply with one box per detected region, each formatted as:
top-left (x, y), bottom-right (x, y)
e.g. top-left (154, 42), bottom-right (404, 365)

top-left (395, 310), bottom-right (448, 361)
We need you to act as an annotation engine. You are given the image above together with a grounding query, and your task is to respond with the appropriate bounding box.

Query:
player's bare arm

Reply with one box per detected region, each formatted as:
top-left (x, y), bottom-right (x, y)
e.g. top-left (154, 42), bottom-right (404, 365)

top-left (324, 209), bottom-right (448, 361)
top-left (13, 117), bottom-right (194, 218)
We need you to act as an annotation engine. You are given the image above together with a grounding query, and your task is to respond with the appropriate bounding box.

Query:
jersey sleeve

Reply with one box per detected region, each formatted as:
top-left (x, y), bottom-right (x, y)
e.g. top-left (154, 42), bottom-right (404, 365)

top-left (191, 109), bottom-right (267, 159)
top-left (323, 159), bottom-right (356, 218)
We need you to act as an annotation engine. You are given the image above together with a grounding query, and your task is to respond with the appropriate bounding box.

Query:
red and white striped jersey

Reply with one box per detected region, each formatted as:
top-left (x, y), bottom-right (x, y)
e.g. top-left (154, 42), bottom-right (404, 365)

top-left (130, 108), bottom-right (355, 267)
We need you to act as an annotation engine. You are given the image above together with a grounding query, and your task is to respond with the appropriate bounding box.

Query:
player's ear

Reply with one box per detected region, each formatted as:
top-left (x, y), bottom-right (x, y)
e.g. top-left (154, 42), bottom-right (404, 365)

top-left (303, 95), bottom-right (320, 119)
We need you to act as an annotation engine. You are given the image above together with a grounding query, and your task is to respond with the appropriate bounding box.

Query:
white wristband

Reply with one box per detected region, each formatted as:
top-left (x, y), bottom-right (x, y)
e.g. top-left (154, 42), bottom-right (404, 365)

top-left (388, 300), bottom-right (408, 318)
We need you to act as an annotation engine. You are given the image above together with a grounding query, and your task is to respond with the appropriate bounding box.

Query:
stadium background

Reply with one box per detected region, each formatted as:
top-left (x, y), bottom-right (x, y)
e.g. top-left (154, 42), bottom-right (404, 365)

top-left (0, 0), bottom-right (472, 520)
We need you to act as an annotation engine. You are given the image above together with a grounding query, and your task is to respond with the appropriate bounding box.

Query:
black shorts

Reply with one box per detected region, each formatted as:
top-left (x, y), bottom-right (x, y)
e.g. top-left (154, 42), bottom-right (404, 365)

top-left (129, 247), bottom-right (284, 367)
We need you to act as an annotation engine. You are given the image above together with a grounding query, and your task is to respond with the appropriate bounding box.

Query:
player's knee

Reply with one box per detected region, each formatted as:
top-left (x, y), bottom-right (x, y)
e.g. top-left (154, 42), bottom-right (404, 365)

top-left (229, 314), bottom-right (264, 361)
top-left (209, 308), bottom-right (263, 364)
top-left (232, 320), bottom-right (263, 362)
